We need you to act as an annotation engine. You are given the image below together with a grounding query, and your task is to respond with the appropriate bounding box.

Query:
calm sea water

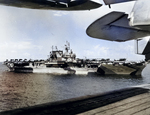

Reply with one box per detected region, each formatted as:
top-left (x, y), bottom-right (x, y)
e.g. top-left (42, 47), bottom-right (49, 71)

top-left (0, 62), bottom-right (150, 112)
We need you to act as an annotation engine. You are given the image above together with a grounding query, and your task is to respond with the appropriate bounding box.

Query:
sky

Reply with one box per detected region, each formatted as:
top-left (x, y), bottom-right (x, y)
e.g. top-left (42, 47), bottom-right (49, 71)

top-left (0, 0), bottom-right (145, 62)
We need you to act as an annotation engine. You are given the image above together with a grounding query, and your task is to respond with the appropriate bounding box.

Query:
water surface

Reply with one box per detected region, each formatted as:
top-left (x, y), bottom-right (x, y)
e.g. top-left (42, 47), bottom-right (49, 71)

top-left (0, 62), bottom-right (150, 111)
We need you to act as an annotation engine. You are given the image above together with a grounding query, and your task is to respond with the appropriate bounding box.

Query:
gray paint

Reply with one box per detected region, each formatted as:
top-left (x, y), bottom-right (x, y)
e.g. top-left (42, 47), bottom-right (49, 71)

top-left (0, 0), bottom-right (102, 10)
top-left (86, 12), bottom-right (150, 42)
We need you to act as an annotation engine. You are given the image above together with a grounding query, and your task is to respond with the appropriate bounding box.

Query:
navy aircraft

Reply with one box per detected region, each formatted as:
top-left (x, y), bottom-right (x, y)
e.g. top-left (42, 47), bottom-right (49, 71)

top-left (0, 0), bottom-right (102, 10)
top-left (87, 0), bottom-right (150, 42)
top-left (86, 0), bottom-right (150, 60)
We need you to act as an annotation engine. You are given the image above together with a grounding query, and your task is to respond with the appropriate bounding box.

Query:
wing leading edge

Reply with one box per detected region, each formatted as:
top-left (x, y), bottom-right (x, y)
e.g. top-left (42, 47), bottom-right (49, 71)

top-left (86, 12), bottom-right (150, 42)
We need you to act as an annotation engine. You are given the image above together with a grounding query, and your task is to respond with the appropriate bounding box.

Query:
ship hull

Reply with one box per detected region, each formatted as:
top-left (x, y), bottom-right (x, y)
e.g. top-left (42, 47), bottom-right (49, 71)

top-left (6, 62), bottom-right (145, 76)
top-left (98, 64), bottom-right (146, 75)
top-left (33, 67), bottom-right (75, 75)
top-left (8, 66), bottom-right (97, 75)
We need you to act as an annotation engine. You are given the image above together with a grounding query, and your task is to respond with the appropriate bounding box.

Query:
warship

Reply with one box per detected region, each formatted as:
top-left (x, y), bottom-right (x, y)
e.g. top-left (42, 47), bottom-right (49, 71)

top-left (4, 42), bottom-right (146, 75)
top-left (4, 42), bottom-right (99, 75)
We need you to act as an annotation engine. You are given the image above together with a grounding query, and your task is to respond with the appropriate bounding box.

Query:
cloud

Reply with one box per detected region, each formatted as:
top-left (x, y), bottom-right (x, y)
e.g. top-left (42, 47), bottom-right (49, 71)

top-left (83, 44), bottom-right (110, 59)
top-left (81, 40), bottom-right (144, 61)
top-left (53, 11), bottom-right (69, 16)
top-left (0, 6), bottom-right (72, 61)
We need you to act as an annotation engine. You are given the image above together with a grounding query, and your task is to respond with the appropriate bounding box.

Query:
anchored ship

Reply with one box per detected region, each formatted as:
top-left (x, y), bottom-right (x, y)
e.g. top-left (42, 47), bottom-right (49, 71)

top-left (4, 42), bottom-right (146, 75)
top-left (4, 42), bottom-right (99, 75)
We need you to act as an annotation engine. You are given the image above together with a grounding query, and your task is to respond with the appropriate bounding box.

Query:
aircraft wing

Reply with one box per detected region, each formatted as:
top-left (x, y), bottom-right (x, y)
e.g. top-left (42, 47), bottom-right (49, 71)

top-left (0, 0), bottom-right (102, 10)
top-left (86, 12), bottom-right (150, 42)
top-left (103, 0), bottom-right (135, 5)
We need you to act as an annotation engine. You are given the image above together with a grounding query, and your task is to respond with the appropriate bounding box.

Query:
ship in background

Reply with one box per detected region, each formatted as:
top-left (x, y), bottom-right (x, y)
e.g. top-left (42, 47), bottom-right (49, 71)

top-left (4, 41), bottom-right (99, 75)
top-left (4, 41), bottom-right (145, 75)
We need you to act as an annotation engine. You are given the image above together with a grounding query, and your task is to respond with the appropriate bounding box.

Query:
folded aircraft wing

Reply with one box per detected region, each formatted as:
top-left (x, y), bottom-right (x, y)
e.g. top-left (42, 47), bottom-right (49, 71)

top-left (129, 0), bottom-right (150, 26)
top-left (86, 12), bottom-right (150, 42)
top-left (103, 0), bottom-right (135, 5)
top-left (0, 0), bottom-right (102, 10)
top-left (103, 0), bottom-right (150, 27)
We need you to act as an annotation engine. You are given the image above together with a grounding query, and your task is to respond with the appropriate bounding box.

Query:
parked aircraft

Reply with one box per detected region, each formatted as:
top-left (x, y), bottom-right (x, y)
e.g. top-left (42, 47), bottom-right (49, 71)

top-left (86, 0), bottom-right (150, 60)
top-left (0, 0), bottom-right (102, 10)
